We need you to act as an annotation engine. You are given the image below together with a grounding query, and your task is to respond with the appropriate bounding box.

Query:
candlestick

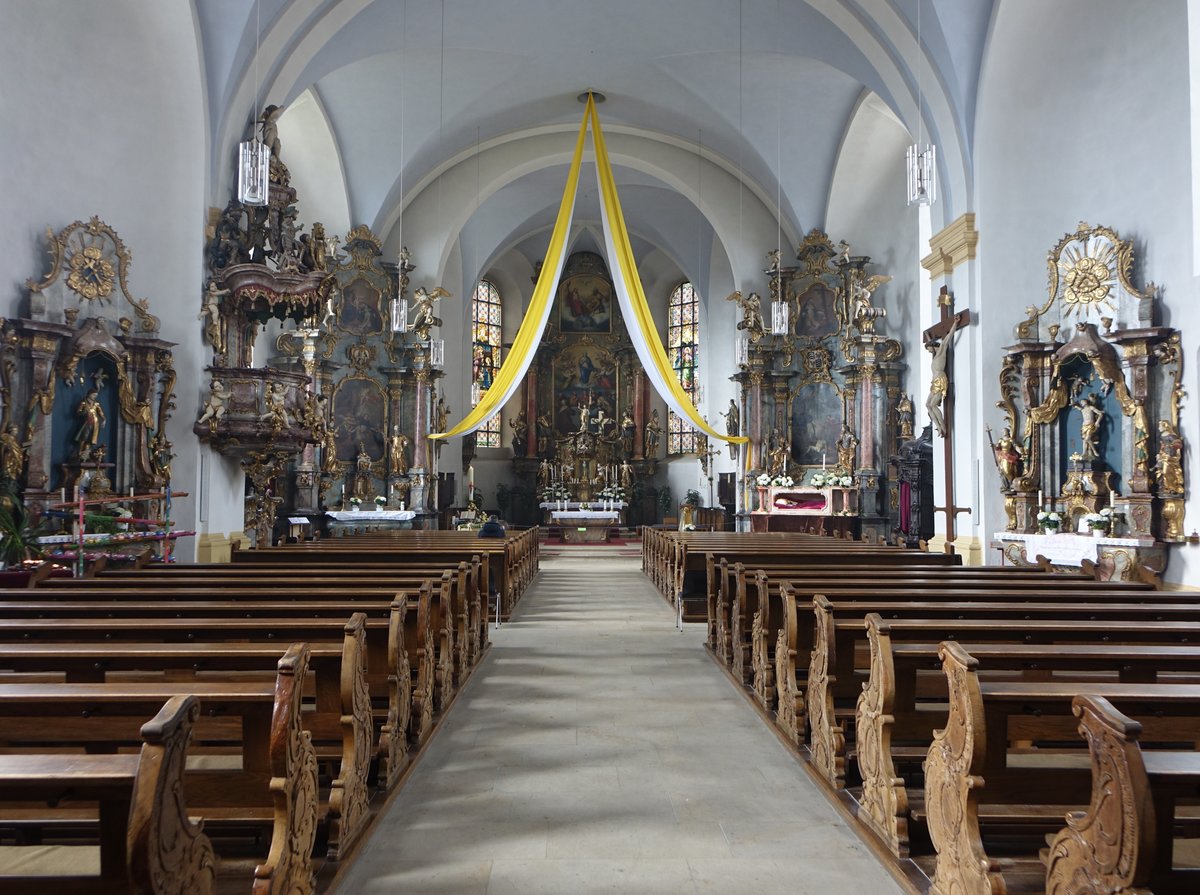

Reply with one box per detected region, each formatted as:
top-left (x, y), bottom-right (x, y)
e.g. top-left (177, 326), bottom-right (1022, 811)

top-left (1037, 489), bottom-right (1044, 507)
top-left (61, 488), bottom-right (66, 504)
top-left (1109, 488), bottom-right (1116, 509)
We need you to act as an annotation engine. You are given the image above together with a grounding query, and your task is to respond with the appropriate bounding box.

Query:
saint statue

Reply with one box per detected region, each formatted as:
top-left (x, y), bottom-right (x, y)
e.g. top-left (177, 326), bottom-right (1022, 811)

top-left (836, 424), bottom-right (858, 472)
top-left (536, 414), bottom-right (553, 454)
top-left (74, 387), bottom-right (106, 456)
top-left (199, 280), bottom-right (229, 356)
top-left (767, 432), bottom-right (788, 477)
top-left (409, 286), bottom-right (451, 341)
top-left (352, 444), bottom-right (374, 500)
top-left (721, 399), bottom-right (740, 459)
top-left (1155, 420), bottom-right (1184, 494)
top-left (321, 424), bottom-right (341, 476)
top-left (434, 396), bottom-right (450, 433)
top-left (896, 394), bottom-right (914, 440)
top-left (537, 459), bottom-right (551, 490)
top-left (510, 410), bottom-right (529, 455)
top-left (388, 425), bottom-right (410, 477)
top-left (644, 409), bottom-right (662, 457)
top-left (1076, 394), bottom-right (1105, 461)
top-left (726, 291), bottom-right (765, 343)
top-left (990, 425), bottom-right (1023, 490)
top-left (0, 424), bottom-right (26, 483)
top-left (620, 460), bottom-right (634, 491)
top-left (619, 409), bottom-right (635, 458)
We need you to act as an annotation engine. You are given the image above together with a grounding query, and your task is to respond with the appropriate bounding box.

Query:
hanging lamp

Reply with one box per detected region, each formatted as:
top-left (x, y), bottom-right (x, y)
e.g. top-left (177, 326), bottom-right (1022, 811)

top-left (238, 0), bottom-right (270, 206)
top-left (906, 0), bottom-right (936, 206)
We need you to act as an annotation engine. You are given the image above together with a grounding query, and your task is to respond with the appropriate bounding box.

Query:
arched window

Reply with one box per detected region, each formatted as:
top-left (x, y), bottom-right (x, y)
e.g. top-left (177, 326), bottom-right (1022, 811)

top-left (471, 279), bottom-right (502, 447)
top-left (667, 282), bottom-right (700, 454)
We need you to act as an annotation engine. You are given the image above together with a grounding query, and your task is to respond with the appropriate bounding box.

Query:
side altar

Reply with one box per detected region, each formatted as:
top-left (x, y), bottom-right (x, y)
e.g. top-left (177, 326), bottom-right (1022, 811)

top-left (987, 222), bottom-right (1185, 581)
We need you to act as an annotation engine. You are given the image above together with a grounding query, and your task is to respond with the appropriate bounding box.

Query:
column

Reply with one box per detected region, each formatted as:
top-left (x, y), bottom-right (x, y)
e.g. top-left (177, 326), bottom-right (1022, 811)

top-left (633, 367), bottom-right (646, 459)
top-left (524, 366), bottom-right (538, 458)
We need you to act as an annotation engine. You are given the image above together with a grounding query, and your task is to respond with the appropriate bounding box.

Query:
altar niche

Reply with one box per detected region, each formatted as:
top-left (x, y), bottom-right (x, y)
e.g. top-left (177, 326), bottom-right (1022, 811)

top-left (507, 251), bottom-right (660, 526)
top-left (732, 230), bottom-right (908, 542)
top-left (992, 222), bottom-right (1183, 580)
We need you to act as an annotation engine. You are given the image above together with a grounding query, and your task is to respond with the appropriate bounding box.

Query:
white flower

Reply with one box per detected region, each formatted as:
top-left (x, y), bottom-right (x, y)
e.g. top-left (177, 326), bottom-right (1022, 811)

top-left (839, 476), bottom-right (853, 487)
top-left (756, 473), bottom-right (771, 486)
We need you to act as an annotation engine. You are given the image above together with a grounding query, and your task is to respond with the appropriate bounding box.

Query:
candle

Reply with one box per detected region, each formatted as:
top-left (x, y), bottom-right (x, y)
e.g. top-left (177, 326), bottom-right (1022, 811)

top-left (468, 465), bottom-right (474, 487)
top-left (1037, 489), bottom-right (1044, 506)
top-left (60, 488), bottom-right (66, 504)
top-left (1109, 488), bottom-right (1116, 509)
top-left (822, 454), bottom-right (826, 470)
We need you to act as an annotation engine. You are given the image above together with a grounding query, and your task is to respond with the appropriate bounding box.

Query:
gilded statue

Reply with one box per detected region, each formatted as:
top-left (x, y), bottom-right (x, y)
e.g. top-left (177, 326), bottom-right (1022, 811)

top-left (320, 424), bottom-right (341, 475)
top-left (1155, 420), bottom-right (1184, 494)
top-left (896, 394), bottom-right (914, 440)
top-left (409, 286), bottom-right (451, 341)
top-left (836, 424), bottom-right (858, 472)
top-left (537, 414), bottom-right (553, 454)
top-left (262, 381), bottom-right (290, 429)
top-left (619, 409), bottom-right (635, 458)
top-left (0, 424), bottom-right (26, 482)
top-left (352, 444), bottom-right (373, 500)
top-left (644, 408), bottom-right (662, 457)
top-left (726, 291), bottom-right (765, 343)
top-left (620, 460), bottom-right (634, 491)
top-left (388, 425), bottom-right (410, 477)
top-left (74, 387), bottom-right (106, 455)
top-left (1076, 393), bottom-right (1105, 460)
top-left (197, 379), bottom-right (232, 432)
top-left (767, 432), bottom-right (788, 477)
top-left (924, 317), bottom-right (959, 438)
top-left (850, 273), bottom-right (891, 335)
top-left (988, 425), bottom-right (1023, 490)
top-left (721, 398), bottom-right (740, 459)
top-left (537, 459), bottom-right (551, 490)
top-left (434, 396), bottom-right (450, 434)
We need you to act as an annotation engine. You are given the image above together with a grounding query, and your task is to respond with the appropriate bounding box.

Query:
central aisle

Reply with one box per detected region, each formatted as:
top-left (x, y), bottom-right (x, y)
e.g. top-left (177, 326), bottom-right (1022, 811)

top-left (333, 547), bottom-right (904, 895)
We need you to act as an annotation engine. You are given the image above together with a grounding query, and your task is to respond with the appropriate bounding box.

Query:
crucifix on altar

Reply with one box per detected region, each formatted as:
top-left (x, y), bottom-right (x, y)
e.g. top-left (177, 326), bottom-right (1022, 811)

top-left (922, 286), bottom-right (971, 553)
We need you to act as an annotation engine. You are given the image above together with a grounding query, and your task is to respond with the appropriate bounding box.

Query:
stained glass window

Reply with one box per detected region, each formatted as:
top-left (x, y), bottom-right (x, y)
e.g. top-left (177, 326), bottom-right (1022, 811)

top-left (471, 280), bottom-right (502, 447)
top-left (667, 282), bottom-right (700, 454)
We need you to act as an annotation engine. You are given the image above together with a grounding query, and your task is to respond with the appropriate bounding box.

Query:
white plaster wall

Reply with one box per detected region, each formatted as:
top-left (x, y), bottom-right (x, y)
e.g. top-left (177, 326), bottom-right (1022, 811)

top-left (975, 0), bottom-right (1198, 584)
top-left (275, 88), bottom-right (353, 238)
top-left (0, 1), bottom-right (213, 557)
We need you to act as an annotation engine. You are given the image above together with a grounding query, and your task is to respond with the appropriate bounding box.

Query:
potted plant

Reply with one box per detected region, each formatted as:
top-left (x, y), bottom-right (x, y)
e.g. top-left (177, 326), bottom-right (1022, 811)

top-left (1084, 508), bottom-right (1112, 537)
top-left (349, 496), bottom-right (362, 512)
top-left (1036, 510), bottom-right (1061, 534)
top-left (373, 495), bottom-right (387, 510)
top-left (657, 487), bottom-right (672, 522)
top-left (0, 488), bottom-right (46, 571)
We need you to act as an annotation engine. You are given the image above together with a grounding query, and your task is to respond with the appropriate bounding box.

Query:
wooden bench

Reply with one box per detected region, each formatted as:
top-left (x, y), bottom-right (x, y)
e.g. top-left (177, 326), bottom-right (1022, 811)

top-left (924, 643), bottom-right (1200, 895)
top-left (1043, 695), bottom-right (1200, 895)
top-left (0, 694), bottom-right (215, 895)
top-left (0, 643), bottom-right (318, 894)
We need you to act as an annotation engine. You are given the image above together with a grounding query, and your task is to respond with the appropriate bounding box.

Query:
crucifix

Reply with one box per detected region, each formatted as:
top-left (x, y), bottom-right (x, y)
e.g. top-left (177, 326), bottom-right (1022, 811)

top-left (922, 286), bottom-right (971, 553)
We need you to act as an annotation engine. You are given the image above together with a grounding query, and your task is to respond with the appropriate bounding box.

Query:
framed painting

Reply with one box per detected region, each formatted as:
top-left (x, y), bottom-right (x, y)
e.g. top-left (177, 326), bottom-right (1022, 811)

top-left (794, 281), bottom-right (839, 339)
top-left (550, 344), bottom-right (619, 436)
top-left (332, 377), bottom-right (387, 462)
top-left (338, 276), bottom-right (385, 337)
top-left (791, 382), bottom-right (843, 466)
top-left (558, 272), bottom-right (613, 334)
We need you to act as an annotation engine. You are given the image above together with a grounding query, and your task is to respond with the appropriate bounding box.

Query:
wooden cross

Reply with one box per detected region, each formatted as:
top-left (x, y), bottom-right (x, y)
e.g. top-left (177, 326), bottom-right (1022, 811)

top-left (922, 286), bottom-right (971, 553)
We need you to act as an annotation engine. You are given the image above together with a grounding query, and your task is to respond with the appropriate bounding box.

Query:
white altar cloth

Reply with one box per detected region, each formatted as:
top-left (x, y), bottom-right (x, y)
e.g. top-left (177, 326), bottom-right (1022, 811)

top-left (540, 501), bottom-right (626, 511)
top-left (551, 511), bottom-right (620, 523)
top-left (327, 510), bottom-right (416, 522)
top-left (993, 531), bottom-right (1154, 567)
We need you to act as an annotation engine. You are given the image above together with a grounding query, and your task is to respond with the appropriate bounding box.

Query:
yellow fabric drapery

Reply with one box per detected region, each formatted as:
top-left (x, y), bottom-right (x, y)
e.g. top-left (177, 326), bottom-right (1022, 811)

top-left (432, 93), bottom-right (748, 453)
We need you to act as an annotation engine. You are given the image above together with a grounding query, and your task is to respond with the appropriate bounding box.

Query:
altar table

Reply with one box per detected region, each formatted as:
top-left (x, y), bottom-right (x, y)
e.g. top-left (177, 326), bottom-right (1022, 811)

top-left (992, 531), bottom-right (1164, 582)
top-left (551, 510), bottom-right (619, 543)
top-left (326, 509), bottom-right (416, 535)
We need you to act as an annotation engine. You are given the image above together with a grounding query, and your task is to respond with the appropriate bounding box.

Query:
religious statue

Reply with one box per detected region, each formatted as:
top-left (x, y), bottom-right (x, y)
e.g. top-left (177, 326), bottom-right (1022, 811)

top-left (199, 280), bottom-right (229, 356)
top-left (644, 409), bottom-right (662, 457)
top-left (1155, 420), bottom-right (1184, 494)
top-left (721, 399), bottom-right (740, 459)
top-left (896, 394), bottom-right (914, 440)
top-left (388, 425), bottom-right (410, 477)
top-left (924, 317), bottom-right (959, 438)
top-left (197, 379), bottom-right (232, 432)
top-left (434, 396), bottom-right (450, 434)
top-left (537, 459), bottom-right (551, 490)
top-left (836, 424), bottom-right (858, 472)
top-left (74, 387), bottom-right (106, 457)
top-left (409, 286), bottom-right (451, 340)
top-left (259, 104), bottom-right (284, 157)
top-left (510, 411), bottom-right (528, 455)
top-left (0, 424), bottom-right (26, 483)
top-left (320, 424), bottom-right (341, 476)
top-left (1076, 393), bottom-right (1105, 461)
top-left (352, 444), bottom-right (373, 500)
top-left (537, 414), bottom-right (553, 455)
top-left (262, 381), bottom-right (290, 430)
top-left (767, 432), bottom-right (788, 477)
top-left (988, 425), bottom-right (1023, 490)
top-left (619, 409), bottom-right (635, 458)
top-left (726, 291), bottom-right (765, 343)
top-left (577, 402), bottom-right (592, 435)
top-left (620, 460), bottom-right (634, 491)
top-left (208, 201), bottom-right (246, 272)
top-left (150, 435), bottom-right (173, 484)
top-left (850, 273), bottom-right (890, 335)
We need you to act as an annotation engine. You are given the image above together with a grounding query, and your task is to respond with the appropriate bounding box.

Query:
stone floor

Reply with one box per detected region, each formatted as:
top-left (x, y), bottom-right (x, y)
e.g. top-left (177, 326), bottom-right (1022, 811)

top-left (330, 546), bottom-right (904, 895)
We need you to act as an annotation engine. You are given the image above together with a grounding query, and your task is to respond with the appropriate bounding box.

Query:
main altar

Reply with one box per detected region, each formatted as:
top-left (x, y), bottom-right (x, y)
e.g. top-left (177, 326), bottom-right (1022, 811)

top-left (988, 222), bottom-right (1184, 581)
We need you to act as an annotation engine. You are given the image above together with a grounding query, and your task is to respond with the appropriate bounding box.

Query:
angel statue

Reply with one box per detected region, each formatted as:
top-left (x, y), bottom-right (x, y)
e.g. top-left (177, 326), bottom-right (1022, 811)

top-left (409, 286), bottom-right (451, 341)
top-left (850, 273), bottom-right (891, 335)
top-left (726, 291), bottom-right (765, 343)
top-left (199, 280), bottom-right (230, 356)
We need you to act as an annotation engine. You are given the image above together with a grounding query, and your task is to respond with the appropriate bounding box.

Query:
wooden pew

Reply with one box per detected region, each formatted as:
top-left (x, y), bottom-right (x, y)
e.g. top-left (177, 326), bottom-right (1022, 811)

top-left (1043, 695), bottom-right (1200, 895)
top-left (923, 643), bottom-right (1200, 895)
top-left (0, 694), bottom-right (216, 895)
top-left (0, 644), bottom-right (318, 895)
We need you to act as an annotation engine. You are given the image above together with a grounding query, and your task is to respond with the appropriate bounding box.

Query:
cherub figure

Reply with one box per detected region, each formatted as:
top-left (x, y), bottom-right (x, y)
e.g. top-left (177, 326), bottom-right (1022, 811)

top-left (726, 291), bottom-right (765, 343)
top-left (197, 379), bottom-right (232, 432)
top-left (262, 381), bottom-right (290, 429)
top-left (200, 280), bottom-right (229, 356)
top-left (409, 286), bottom-right (451, 340)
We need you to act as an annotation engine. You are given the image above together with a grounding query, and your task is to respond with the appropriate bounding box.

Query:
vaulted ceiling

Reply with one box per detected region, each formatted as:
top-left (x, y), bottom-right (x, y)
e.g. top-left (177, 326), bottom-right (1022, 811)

top-left (196, 0), bottom-right (992, 279)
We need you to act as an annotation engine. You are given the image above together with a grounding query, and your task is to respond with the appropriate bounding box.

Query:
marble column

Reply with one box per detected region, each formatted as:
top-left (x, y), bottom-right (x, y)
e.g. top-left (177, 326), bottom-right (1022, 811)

top-left (633, 368), bottom-right (646, 460)
top-left (524, 366), bottom-right (538, 459)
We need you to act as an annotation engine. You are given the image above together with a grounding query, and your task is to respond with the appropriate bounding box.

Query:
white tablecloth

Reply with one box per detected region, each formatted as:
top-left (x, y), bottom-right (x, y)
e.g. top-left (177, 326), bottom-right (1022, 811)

top-left (540, 501), bottom-right (626, 511)
top-left (994, 532), bottom-right (1153, 567)
top-left (551, 511), bottom-right (620, 523)
top-left (327, 510), bottom-right (416, 522)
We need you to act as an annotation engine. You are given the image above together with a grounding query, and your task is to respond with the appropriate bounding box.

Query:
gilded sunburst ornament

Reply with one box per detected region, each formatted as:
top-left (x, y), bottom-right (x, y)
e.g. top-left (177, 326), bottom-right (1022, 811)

top-left (66, 245), bottom-right (115, 300)
top-left (1063, 255), bottom-right (1111, 306)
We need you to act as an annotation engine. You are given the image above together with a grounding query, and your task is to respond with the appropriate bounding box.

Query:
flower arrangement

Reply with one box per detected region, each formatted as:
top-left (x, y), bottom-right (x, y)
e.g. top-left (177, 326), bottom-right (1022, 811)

top-left (349, 496), bottom-right (363, 507)
top-left (809, 472), bottom-right (853, 488)
top-left (771, 475), bottom-right (795, 487)
top-left (756, 473), bottom-right (772, 487)
top-left (1083, 507), bottom-right (1113, 531)
top-left (598, 484), bottom-right (626, 502)
top-left (374, 495), bottom-right (387, 507)
top-left (540, 483), bottom-right (570, 502)
top-left (1036, 510), bottom-right (1061, 531)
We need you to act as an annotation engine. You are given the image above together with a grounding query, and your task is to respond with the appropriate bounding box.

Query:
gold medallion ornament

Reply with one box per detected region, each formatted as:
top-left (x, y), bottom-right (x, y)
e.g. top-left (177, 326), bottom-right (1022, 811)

top-left (1062, 254), bottom-right (1111, 308)
top-left (66, 244), bottom-right (115, 300)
